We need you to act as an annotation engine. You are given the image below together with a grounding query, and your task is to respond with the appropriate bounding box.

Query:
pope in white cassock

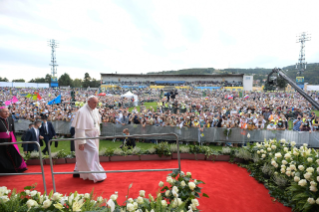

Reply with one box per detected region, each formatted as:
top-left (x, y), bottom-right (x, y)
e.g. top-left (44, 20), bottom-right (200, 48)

top-left (71, 96), bottom-right (106, 183)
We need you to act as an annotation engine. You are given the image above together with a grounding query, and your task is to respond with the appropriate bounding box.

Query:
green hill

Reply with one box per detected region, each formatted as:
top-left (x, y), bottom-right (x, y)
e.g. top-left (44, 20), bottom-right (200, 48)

top-left (147, 63), bottom-right (319, 84)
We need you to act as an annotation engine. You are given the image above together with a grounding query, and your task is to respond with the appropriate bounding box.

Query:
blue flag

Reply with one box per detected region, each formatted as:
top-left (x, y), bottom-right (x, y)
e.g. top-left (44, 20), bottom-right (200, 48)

top-left (48, 95), bottom-right (61, 105)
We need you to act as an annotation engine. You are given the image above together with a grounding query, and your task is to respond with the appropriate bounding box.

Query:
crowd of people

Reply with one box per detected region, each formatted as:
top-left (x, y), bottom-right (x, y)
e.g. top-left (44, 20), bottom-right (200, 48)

top-left (1, 87), bottom-right (319, 133)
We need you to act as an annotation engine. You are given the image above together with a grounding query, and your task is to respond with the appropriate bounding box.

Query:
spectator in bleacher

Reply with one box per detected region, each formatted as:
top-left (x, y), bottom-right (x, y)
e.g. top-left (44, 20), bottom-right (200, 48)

top-left (267, 120), bottom-right (276, 130)
top-left (293, 115), bottom-right (302, 131)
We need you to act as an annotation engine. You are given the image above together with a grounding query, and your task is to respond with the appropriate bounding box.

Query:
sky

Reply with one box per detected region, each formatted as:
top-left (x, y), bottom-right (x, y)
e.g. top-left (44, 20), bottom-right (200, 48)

top-left (1, 0), bottom-right (319, 82)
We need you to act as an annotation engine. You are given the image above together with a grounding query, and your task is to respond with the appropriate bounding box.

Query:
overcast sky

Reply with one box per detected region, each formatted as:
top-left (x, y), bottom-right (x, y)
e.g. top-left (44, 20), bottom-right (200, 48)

top-left (1, 0), bottom-right (319, 82)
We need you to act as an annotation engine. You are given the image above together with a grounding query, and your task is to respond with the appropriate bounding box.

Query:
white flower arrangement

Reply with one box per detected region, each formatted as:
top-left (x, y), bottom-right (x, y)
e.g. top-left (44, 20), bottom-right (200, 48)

top-left (0, 171), bottom-right (207, 211)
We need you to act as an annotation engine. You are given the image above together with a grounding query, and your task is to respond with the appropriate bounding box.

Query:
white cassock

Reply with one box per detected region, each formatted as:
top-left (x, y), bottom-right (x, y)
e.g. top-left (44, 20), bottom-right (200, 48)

top-left (71, 103), bottom-right (106, 182)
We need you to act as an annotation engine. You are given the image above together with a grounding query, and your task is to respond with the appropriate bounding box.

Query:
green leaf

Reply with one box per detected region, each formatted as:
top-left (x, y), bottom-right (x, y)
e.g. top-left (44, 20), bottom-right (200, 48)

top-left (24, 186), bottom-right (32, 190)
top-left (202, 193), bottom-right (209, 198)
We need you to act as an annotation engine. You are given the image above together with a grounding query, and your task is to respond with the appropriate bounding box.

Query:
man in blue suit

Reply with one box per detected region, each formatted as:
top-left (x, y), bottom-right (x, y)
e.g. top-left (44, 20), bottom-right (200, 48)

top-left (40, 116), bottom-right (56, 155)
top-left (23, 121), bottom-right (43, 153)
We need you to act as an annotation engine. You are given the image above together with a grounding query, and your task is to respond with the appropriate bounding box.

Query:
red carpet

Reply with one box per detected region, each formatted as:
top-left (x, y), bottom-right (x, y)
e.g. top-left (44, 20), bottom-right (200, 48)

top-left (1, 160), bottom-right (291, 212)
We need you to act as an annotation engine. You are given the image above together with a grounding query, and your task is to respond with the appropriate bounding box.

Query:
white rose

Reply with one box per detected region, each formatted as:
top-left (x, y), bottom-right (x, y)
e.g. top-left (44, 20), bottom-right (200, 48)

top-left (310, 181), bottom-right (317, 186)
top-left (316, 198), bottom-right (319, 205)
top-left (30, 191), bottom-right (37, 197)
top-left (110, 194), bottom-right (117, 201)
top-left (257, 150), bottom-right (260, 154)
top-left (308, 158), bottom-right (313, 163)
top-left (267, 148), bottom-right (271, 152)
top-left (128, 198), bottom-right (134, 203)
top-left (290, 164), bottom-right (296, 171)
top-left (52, 192), bottom-right (62, 201)
top-left (188, 182), bottom-right (196, 190)
top-left (26, 199), bottom-right (38, 208)
top-left (181, 181), bottom-right (186, 187)
top-left (247, 133), bottom-right (250, 138)
top-left (298, 165), bottom-right (305, 171)
top-left (136, 196), bottom-right (144, 204)
top-left (191, 199), bottom-right (200, 207)
top-left (165, 190), bottom-right (170, 197)
top-left (42, 199), bottom-right (52, 209)
top-left (166, 176), bottom-right (174, 184)
top-left (90, 200), bottom-right (96, 204)
top-left (262, 154), bottom-right (266, 158)
top-left (308, 197), bottom-right (315, 204)
top-left (172, 186), bottom-right (179, 197)
top-left (139, 190), bottom-right (145, 197)
top-left (303, 143), bottom-right (308, 147)
top-left (0, 196), bottom-right (9, 203)
top-left (127, 203), bottom-right (135, 212)
top-left (286, 171), bottom-right (291, 177)
top-left (281, 139), bottom-right (286, 143)
top-left (25, 190), bottom-right (30, 195)
top-left (282, 160), bottom-right (288, 165)
top-left (97, 196), bottom-right (103, 202)
top-left (186, 172), bottom-right (192, 177)
top-left (159, 181), bottom-right (164, 187)
top-left (316, 159), bottom-right (319, 165)
top-left (161, 200), bottom-right (167, 207)
top-left (281, 165), bottom-right (286, 169)
top-left (133, 202), bottom-right (138, 209)
top-left (317, 176), bottom-right (319, 182)
top-left (271, 145), bottom-right (276, 150)
top-left (280, 168), bottom-right (285, 173)
top-left (304, 172), bottom-right (312, 180)
top-left (284, 147), bottom-right (288, 152)
top-left (84, 193), bottom-right (90, 199)
top-left (307, 167), bottom-right (314, 173)
top-left (291, 141), bottom-right (296, 147)
top-left (294, 176), bottom-right (300, 182)
top-left (298, 179), bottom-right (307, 187)
top-left (275, 153), bottom-right (282, 158)
top-left (269, 153), bottom-right (273, 156)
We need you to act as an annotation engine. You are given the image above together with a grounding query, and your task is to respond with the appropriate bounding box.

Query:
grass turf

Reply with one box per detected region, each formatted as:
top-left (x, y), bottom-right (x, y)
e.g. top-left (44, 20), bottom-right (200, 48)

top-left (15, 135), bottom-right (224, 155)
top-left (128, 102), bottom-right (158, 112)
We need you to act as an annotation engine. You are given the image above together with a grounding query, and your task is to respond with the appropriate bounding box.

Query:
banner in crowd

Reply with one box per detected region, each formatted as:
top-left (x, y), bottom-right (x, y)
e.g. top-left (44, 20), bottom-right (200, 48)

top-left (14, 120), bottom-right (319, 147)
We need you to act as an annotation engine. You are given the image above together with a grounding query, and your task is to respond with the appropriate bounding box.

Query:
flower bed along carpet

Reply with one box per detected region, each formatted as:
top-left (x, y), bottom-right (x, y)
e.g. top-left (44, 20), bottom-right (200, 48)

top-left (0, 160), bottom-right (291, 212)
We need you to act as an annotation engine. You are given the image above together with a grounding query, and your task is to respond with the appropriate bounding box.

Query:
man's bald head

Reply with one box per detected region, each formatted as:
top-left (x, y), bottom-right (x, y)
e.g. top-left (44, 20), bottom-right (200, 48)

top-left (0, 106), bottom-right (9, 119)
top-left (87, 96), bottom-right (98, 110)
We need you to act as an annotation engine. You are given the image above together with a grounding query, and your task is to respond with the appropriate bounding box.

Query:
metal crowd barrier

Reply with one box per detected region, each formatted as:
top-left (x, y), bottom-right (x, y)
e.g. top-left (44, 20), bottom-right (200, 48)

top-left (14, 120), bottom-right (319, 147)
top-left (48, 133), bottom-right (181, 192)
top-left (0, 141), bottom-right (47, 192)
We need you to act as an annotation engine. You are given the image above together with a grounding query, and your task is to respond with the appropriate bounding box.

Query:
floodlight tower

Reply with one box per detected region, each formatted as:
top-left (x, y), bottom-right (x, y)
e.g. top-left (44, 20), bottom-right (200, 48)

top-left (47, 39), bottom-right (59, 78)
top-left (296, 32), bottom-right (311, 75)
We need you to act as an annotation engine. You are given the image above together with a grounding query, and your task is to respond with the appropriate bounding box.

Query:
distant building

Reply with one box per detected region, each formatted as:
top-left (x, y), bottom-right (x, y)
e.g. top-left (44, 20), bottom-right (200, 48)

top-left (100, 73), bottom-right (253, 91)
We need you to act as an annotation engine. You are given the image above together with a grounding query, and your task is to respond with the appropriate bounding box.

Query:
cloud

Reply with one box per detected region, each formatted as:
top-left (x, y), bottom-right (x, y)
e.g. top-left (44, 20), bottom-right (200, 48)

top-left (0, 0), bottom-right (319, 82)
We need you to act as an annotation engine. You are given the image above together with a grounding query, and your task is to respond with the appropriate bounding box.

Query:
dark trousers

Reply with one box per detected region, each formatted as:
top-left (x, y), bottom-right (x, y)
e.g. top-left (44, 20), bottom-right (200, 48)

top-left (70, 127), bottom-right (75, 151)
top-left (42, 136), bottom-right (52, 154)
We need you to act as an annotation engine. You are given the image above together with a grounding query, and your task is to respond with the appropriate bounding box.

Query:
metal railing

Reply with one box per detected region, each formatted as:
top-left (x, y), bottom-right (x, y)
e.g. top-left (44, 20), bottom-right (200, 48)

top-left (0, 141), bottom-right (47, 192)
top-left (48, 133), bottom-right (181, 192)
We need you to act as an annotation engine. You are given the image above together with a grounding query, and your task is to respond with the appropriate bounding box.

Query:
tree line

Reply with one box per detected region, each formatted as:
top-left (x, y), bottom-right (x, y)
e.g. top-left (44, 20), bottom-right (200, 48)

top-left (0, 72), bottom-right (100, 88)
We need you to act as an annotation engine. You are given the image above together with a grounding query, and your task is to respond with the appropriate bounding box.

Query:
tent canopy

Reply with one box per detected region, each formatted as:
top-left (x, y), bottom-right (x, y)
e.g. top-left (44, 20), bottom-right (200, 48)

top-left (121, 91), bottom-right (138, 106)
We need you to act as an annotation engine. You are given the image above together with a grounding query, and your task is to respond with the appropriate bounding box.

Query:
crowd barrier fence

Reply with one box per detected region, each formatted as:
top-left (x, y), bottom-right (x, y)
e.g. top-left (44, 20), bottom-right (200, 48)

top-left (48, 133), bottom-right (181, 192)
top-left (0, 141), bottom-right (47, 192)
top-left (14, 120), bottom-right (319, 147)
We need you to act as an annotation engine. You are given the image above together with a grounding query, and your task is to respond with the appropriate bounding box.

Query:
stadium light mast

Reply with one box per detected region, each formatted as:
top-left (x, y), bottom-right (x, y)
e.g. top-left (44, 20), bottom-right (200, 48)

top-left (296, 32), bottom-right (311, 75)
top-left (47, 39), bottom-right (59, 78)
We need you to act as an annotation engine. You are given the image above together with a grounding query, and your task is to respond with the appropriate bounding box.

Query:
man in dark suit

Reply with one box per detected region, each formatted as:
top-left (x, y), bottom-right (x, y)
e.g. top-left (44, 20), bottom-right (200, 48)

top-left (39, 116), bottom-right (56, 155)
top-left (23, 121), bottom-right (43, 153)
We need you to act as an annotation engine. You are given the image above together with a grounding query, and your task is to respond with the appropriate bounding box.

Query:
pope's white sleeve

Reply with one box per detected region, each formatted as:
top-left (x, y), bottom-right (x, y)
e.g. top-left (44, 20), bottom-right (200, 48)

top-left (75, 129), bottom-right (86, 145)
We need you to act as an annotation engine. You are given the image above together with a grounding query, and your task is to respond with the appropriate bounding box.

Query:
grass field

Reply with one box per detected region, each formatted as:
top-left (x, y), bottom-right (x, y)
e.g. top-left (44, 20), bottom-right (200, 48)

top-left (16, 135), bottom-right (224, 155)
top-left (128, 102), bottom-right (158, 112)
